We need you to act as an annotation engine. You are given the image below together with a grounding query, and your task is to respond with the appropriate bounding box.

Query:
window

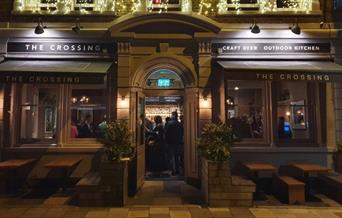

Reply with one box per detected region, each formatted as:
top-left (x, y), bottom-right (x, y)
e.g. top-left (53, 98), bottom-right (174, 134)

top-left (13, 0), bottom-right (116, 14)
top-left (147, 0), bottom-right (182, 11)
top-left (19, 85), bottom-right (58, 145)
top-left (226, 81), bottom-right (265, 142)
top-left (70, 88), bottom-right (106, 139)
top-left (218, 0), bottom-right (320, 14)
top-left (145, 69), bottom-right (184, 89)
top-left (274, 81), bottom-right (312, 141)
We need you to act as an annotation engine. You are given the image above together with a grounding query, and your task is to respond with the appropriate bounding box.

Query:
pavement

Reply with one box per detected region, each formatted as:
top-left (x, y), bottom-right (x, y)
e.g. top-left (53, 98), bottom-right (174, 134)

top-left (0, 180), bottom-right (341, 218)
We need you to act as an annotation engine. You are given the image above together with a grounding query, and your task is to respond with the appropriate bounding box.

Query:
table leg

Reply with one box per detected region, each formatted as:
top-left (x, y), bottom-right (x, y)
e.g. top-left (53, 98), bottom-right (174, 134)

top-left (253, 171), bottom-right (267, 200)
top-left (304, 172), bottom-right (314, 201)
top-left (61, 168), bottom-right (68, 193)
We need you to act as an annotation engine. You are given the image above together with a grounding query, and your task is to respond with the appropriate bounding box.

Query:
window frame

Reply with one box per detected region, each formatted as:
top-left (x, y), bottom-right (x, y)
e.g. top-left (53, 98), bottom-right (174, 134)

top-left (66, 83), bottom-right (108, 145)
top-left (12, 0), bottom-right (117, 16)
top-left (271, 81), bottom-right (320, 147)
top-left (225, 79), bottom-right (271, 147)
top-left (17, 83), bottom-right (60, 147)
top-left (218, 0), bottom-right (322, 15)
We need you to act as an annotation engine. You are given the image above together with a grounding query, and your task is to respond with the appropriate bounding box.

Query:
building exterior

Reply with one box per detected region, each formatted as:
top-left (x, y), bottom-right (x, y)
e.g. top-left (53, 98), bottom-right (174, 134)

top-left (0, 0), bottom-right (341, 194)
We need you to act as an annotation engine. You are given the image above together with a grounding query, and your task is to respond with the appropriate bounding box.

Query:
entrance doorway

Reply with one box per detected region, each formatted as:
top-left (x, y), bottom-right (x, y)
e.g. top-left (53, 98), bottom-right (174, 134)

top-left (128, 59), bottom-right (199, 197)
top-left (143, 69), bottom-right (185, 180)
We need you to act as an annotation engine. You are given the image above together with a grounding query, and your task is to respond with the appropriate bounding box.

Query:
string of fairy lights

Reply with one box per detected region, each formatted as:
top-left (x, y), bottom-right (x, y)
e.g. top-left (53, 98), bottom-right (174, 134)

top-left (199, 0), bottom-right (313, 15)
top-left (13, 0), bottom-right (313, 15)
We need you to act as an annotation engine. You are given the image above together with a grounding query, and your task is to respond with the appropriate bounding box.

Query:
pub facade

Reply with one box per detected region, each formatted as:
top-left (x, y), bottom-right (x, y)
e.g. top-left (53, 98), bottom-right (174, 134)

top-left (0, 0), bottom-right (341, 193)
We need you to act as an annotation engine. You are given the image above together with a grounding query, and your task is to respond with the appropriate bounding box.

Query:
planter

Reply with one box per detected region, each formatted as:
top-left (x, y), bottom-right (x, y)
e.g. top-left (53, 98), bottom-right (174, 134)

top-left (333, 153), bottom-right (342, 173)
top-left (201, 158), bottom-right (254, 207)
top-left (100, 161), bottom-right (128, 206)
top-left (201, 158), bottom-right (231, 206)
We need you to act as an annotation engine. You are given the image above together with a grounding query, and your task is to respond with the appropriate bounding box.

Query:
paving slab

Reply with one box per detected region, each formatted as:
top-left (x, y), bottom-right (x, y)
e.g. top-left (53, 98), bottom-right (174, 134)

top-left (127, 208), bottom-right (149, 218)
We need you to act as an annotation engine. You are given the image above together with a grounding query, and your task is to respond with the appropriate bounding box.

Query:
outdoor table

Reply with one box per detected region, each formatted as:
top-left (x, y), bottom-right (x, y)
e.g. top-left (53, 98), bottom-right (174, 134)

top-left (290, 163), bottom-right (331, 200)
top-left (45, 158), bottom-right (82, 192)
top-left (242, 163), bottom-right (277, 200)
top-left (0, 159), bottom-right (36, 170)
top-left (0, 159), bottom-right (37, 192)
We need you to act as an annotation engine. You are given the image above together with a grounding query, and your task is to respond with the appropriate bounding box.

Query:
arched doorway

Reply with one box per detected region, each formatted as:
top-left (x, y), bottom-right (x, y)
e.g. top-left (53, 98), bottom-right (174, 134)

top-left (127, 56), bottom-right (198, 195)
top-left (110, 12), bottom-right (220, 198)
top-left (144, 68), bottom-right (184, 179)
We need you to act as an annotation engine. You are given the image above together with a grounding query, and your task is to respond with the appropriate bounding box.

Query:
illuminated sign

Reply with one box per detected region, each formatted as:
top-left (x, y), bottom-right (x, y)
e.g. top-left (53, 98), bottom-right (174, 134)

top-left (7, 41), bottom-right (116, 56)
top-left (157, 78), bottom-right (171, 87)
top-left (212, 43), bottom-right (331, 55)
top-left (146, 96), bottom-right (183, 104)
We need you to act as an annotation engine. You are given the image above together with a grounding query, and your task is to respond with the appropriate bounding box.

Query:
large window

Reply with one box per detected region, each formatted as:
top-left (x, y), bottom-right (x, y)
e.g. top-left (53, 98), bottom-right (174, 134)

top-left (70, 88), bottom-right (107, 139)
top-left (225, 80), bottom-right (319, 146)
top-left (226, 81), bottom-right (265, 142)
top-left (219, 0), bottom-right (320, 14)
top-left (19, 85), bottom-right (58, 145)
top-left (275, 81), bottom-right (312, 141)
top-left (13, 0), bottom-right (116, 14)
top-left (146, 0), bottom-right (182, 11)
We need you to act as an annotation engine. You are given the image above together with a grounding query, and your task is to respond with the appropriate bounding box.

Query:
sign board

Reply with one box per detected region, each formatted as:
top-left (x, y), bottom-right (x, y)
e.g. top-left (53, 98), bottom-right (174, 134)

top-left (225, 72), bottom-right (340, 82)
top-left (212, 43), bottom-right (331, 55)
top-left (7, 41), bottom-right (116, 56)
top-left (145, 96), bottom-right (183, 104)
top-left (157, 78), bottom-right (171, 87)
top-left (0, 72), bottom-right (105, 84)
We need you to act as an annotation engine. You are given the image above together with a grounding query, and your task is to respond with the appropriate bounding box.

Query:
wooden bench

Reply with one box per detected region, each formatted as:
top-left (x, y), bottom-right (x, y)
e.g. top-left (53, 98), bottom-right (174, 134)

top-left (317, 172), bottom-right (342, 204)
top-left (275, 176), bottom-right (305, 204)
top-left (75, 172), bottom-right (108, 206)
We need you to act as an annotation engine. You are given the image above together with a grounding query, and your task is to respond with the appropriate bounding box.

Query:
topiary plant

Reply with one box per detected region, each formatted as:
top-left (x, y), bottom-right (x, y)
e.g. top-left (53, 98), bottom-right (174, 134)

top-left (197, 123), bottom-right (233, 162)
top-left (101, 120), bottom-right (135, 161)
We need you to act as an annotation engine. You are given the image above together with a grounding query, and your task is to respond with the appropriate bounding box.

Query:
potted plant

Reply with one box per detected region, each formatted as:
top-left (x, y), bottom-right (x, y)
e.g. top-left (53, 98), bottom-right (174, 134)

top-left (100, 120), bottom-right (135, 206)
top-left (333, 141), bottom-right (342, 173)
top-left (198, 122), bottom-right (233, 206)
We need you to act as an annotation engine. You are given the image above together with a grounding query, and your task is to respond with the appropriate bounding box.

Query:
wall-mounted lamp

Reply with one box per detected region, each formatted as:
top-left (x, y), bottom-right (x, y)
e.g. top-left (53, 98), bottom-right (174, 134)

top-left (34, 18), bottom-right (46, 34)
top-left (250, 19), bottom-right (260, 34)
top-left (118, 95), bottom-right (129, 109)
top-left (72, 18), bottom-right (83, 33)
top-left (200, 96), bottom-right (210, 109)
top-left (289, 20), bottom-right (301, 35)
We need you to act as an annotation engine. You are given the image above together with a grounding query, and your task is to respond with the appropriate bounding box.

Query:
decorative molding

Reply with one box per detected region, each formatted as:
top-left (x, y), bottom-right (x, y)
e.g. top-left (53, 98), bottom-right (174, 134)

top-left (118, 42), bottom-right (131, 54)
top-left (199, 41), bottom-right (211, 54)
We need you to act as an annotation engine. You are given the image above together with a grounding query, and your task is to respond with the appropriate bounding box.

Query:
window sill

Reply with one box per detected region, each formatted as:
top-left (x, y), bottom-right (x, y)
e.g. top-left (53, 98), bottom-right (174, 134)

top-left (231, 146), bottom-right (335, 153)
top-left (4, 146), bottom-right (103, 153)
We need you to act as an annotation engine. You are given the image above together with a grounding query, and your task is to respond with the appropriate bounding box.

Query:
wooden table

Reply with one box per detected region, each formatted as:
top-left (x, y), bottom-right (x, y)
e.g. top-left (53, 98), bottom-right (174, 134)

top-left (0, 159), bottom-right (37, 192)
top-left (242, 163), bottom-right (277, 200)
top-left (291, 163), bottom-right (331, 200)
top-left (0, 159), bottom-right (36, 170)
top-left (45, 158), bottom-right (82, 192)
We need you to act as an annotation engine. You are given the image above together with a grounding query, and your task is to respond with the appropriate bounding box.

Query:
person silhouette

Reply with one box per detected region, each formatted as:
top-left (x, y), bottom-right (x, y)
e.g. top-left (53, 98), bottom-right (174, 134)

top-left (278, 116), bottom-right (293, 139)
